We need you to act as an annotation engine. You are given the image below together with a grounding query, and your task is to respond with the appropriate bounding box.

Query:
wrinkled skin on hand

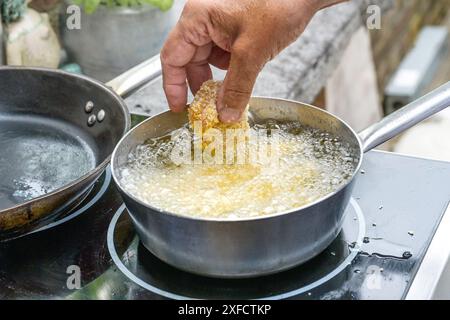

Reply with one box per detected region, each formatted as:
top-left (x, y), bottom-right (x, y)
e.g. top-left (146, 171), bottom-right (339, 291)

top-left (161, 0), bottom-right (345, 123)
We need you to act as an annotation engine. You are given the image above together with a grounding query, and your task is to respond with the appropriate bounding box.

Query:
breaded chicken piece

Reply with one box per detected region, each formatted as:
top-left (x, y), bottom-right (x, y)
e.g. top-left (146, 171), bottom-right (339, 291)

top-left (188, 80), bottom-right (250, 134)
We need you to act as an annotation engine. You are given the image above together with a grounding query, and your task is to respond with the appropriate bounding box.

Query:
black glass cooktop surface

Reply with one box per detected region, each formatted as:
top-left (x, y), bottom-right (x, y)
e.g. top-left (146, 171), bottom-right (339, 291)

top-left (0, 151), bottom-right (449, 300)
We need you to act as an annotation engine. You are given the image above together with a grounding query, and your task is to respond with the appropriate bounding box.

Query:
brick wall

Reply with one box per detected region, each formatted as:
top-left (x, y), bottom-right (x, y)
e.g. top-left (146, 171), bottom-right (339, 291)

top-left (369, 0), bottom-right (450, 95)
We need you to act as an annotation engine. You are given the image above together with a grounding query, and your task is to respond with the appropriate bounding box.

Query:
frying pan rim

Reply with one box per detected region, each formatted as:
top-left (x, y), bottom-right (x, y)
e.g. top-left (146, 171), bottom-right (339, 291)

top-left (111, 96), bottom-right (364, 223)
top-left (0, 66), bottom-right (131, 216)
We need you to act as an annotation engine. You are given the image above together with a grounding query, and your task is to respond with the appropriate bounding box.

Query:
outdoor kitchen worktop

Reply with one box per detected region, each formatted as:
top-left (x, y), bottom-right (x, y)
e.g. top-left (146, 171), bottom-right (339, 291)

top-left (125, 0), bottom-right (393, 116)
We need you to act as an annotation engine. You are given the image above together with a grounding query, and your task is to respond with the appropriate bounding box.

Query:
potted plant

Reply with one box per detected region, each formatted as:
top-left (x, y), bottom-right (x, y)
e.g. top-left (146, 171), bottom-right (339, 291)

top-left (60, 0), bottom-right (176, 81)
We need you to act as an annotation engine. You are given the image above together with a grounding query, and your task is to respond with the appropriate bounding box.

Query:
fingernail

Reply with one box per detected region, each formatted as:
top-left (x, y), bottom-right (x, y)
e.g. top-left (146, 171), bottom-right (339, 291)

top-left (219, 107), bottom-right (242, 123)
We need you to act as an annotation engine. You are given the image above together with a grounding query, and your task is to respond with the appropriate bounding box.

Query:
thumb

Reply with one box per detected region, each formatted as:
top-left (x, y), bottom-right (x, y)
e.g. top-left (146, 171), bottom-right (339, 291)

top-left (217, 39), bottom-right (265, 123)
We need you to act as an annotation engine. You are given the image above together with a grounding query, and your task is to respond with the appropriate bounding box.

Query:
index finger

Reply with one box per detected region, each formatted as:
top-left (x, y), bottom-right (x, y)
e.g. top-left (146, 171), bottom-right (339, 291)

top-left (160, 25), bottom-right (197, 112)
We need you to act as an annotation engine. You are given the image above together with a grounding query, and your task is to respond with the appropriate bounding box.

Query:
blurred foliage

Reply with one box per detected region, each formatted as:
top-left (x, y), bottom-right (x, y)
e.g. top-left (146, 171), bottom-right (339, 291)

top-left (73, 0), bottom-right (174, 14)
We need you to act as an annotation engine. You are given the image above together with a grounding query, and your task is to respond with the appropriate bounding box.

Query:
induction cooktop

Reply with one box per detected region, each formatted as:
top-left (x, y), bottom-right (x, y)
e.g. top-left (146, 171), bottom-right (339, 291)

top-left (1, 151), bottom-right (449, 300)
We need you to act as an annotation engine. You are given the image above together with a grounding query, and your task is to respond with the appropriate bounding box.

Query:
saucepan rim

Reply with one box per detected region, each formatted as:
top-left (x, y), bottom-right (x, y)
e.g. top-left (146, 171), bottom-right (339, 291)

top-left (111, 96), bottom-right (364, 222)
top-left (0, 66), bottom-right (131, 216)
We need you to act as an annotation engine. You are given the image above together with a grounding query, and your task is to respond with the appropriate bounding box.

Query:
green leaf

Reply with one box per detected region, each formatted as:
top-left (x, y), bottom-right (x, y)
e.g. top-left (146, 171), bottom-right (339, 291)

top-left (73, 0), bottom-right (173, 13)
top-left (141, 0), bottom-right (173, 11)
top-left (84, 0), bottom-right (102, 14)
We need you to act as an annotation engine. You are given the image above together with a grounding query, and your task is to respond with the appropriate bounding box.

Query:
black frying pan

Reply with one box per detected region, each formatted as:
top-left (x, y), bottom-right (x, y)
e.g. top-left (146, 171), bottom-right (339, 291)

top-left (0, 55), bottom-right (162, 240)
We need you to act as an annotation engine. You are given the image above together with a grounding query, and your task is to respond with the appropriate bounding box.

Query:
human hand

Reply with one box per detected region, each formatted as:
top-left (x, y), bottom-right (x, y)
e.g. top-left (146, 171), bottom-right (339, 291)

top-left (161, 0), bottom-right (345, 123)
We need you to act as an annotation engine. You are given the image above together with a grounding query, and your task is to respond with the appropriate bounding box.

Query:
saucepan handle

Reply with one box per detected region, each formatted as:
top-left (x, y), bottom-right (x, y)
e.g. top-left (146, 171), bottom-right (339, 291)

top-left (358, 81), bottom-right (450, 153)
top-left (106, 54), bottom-right (163, 98)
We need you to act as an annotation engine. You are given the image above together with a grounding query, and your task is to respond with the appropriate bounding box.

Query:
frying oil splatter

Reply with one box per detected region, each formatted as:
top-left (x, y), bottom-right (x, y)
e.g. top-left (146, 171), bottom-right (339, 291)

top-left (119, 121), bottom-right (358, 219)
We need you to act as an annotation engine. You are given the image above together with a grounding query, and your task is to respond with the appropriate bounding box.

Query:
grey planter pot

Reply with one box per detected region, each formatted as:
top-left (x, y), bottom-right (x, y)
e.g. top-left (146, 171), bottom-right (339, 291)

top-left (60, 2), bottom-right (177, 81)
top-left (0, 23), bottom-right (3, 65)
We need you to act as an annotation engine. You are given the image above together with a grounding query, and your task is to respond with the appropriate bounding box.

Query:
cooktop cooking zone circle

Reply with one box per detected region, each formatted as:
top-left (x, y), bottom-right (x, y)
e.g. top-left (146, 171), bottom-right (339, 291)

top-left (31, 169), bottom-right (112, 233)
top-left (107, 198), bottom-right (365, 300)
top-left (1, 169), bottom-right (112, 242)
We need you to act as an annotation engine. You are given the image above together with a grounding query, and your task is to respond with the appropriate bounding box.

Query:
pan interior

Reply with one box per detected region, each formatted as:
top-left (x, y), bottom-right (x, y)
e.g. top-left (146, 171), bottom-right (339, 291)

top-left (113, 98), bottom-right (360, 219)
top-left (0, 113), bottom-right (97, 210)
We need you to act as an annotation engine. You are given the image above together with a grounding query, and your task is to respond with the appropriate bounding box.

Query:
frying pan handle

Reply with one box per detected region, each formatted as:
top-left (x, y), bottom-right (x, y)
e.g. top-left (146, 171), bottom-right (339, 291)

top-left (358, 81), bottom-right (450, 153)
top-left (106, 54), bottom-right (162, 98)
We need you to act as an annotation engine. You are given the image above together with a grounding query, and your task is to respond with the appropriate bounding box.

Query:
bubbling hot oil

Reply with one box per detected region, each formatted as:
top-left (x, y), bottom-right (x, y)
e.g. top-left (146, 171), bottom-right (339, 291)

top-left (119, 121), bottom-right (358, 219)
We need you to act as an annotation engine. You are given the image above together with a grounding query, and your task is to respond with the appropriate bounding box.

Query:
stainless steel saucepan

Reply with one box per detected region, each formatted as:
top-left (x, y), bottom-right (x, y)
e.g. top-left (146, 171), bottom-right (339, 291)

top-left (111, 75), bottom-right (450, 278)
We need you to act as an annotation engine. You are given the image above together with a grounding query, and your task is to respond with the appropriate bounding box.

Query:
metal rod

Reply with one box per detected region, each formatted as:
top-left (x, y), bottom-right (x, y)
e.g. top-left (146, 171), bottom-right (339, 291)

top-left (106, 54), bottom-right (162, 98)
top-left (359, 81), bottom-right (450, 153)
